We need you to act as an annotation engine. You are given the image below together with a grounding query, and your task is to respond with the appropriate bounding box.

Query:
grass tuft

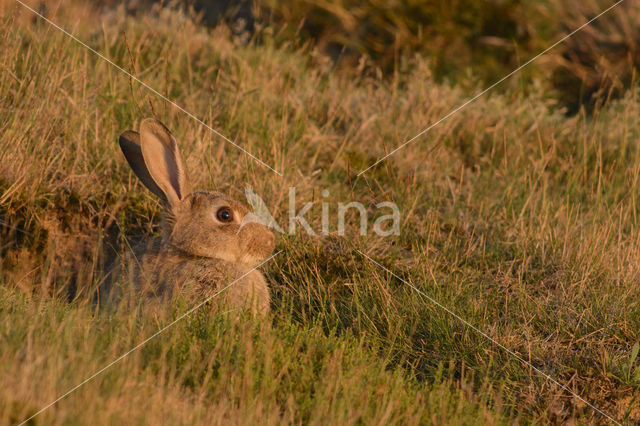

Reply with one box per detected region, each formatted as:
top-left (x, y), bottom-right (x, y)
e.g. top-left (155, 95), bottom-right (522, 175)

top-left (1, 1), bottom-right (639, 424)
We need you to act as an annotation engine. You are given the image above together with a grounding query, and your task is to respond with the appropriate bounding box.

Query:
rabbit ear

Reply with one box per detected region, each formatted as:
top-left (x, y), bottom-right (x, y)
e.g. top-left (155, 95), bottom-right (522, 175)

top-left (119, 129), bottom-right (166, 202)
top-left (139, 118), bottom-right (193, 209)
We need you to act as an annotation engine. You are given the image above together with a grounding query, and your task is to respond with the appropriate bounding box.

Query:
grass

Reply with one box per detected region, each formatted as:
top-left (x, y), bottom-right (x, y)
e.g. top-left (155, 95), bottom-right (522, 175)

top-left (1, 0), bottom-right (639, 424)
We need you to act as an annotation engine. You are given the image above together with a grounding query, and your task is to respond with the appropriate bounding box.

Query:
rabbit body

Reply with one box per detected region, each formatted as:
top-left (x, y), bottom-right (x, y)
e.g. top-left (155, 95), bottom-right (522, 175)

top-left (102, 119), bottom-right (275, 315)
top-left (108, 239), bottom-right (271, 315)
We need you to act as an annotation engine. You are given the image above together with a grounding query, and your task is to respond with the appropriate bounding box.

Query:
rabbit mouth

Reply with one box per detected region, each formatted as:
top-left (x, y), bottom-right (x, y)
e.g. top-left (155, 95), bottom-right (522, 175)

top-left (239, 253), bottom-right (271, 267)
top-left (235, 217), bottom-right (276, 262)
top-left (170, 235), bottom-right (274, 266)
top-left (203, 250), bottom-right (270, 267)
top-left (239, 236), bottom-right (276, 266)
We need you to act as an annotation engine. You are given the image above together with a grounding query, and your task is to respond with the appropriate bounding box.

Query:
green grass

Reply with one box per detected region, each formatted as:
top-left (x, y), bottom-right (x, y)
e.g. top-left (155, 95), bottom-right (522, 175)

top-left (1, 1), bottom-right (639, 424)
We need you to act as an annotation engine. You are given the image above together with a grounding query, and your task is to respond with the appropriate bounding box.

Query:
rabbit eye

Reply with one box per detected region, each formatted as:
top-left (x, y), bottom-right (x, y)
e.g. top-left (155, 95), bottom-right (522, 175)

top-left (216, 207), bottom-right (233, 223)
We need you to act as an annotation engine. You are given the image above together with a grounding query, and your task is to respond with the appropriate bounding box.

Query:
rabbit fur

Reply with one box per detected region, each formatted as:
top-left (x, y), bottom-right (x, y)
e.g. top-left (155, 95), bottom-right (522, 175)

top-left (100, 118), bottom-right (275, 316)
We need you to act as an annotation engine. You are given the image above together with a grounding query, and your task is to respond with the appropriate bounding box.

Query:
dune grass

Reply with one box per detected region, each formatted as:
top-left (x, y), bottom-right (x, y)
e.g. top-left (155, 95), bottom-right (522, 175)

top-left (0, 1), bottom-right (639, 424)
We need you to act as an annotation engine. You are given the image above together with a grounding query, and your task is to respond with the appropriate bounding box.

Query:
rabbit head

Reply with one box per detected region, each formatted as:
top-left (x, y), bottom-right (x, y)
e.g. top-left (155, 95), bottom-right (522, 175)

top-left (118, 118), bottom-right (275, 267)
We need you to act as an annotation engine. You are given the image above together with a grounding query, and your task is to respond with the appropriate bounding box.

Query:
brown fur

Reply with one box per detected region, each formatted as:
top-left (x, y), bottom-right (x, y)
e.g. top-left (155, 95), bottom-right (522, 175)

top-left (100, 119), bottom-right (275, 316)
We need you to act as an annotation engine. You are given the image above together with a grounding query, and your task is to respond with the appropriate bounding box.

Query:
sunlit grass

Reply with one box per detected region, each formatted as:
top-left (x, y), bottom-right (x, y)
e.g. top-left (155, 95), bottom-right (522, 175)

top-left (0, 1), bottom-right (639, 424)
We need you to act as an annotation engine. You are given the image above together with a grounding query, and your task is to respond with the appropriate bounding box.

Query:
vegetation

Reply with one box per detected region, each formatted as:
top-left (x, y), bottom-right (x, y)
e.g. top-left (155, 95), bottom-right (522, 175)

top-left (262, 0), bottom-right (640, 112)
top-left (1, 0), bottom-right (639, 424)
top-left (99, 0), bottom-right (640, 111)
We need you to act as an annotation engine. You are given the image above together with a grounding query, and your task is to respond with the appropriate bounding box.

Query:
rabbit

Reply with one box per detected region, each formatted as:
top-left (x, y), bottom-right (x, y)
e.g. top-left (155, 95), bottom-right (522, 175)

top-left (100, 118), bottom-right (275, 316)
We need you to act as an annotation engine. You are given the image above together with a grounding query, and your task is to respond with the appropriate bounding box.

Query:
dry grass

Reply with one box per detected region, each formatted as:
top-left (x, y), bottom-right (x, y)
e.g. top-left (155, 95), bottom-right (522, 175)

top-left (0, 0), bottom-right (639, 424)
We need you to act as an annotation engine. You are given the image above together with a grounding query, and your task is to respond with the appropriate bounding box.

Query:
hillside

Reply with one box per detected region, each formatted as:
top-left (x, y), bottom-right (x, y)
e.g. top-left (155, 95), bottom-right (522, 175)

top-left (0, 1), bottom-right (639, 424)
